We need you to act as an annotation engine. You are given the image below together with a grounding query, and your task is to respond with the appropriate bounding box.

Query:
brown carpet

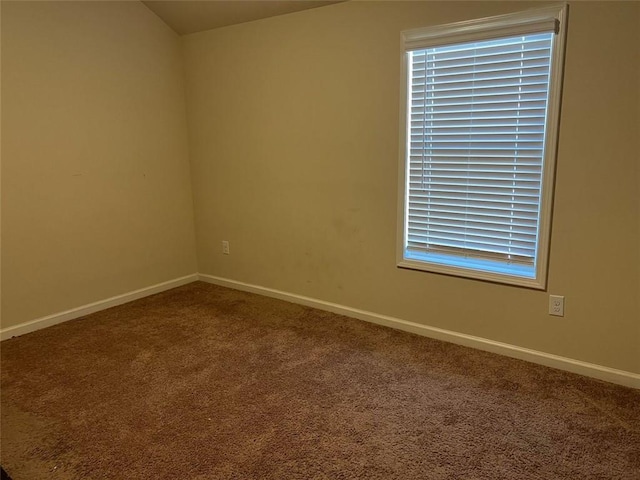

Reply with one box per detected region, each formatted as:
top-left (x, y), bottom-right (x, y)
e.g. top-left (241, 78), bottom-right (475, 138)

top-left (1, 282), bottom-right (639, 479)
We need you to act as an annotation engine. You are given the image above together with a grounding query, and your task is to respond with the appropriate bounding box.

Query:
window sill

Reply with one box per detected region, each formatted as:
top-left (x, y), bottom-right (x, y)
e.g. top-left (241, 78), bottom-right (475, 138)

top-left (397, 253), bottom-right (546, 290)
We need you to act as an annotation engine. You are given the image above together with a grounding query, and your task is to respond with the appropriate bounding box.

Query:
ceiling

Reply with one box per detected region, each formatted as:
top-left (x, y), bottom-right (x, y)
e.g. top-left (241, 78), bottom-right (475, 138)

top-left (142, 1), bottom-right (345, 35)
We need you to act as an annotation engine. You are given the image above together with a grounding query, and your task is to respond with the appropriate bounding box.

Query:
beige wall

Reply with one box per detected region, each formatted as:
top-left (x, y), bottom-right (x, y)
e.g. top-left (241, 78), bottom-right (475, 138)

top-left (1, 1), bottom-right (198, 328)
top-left (183, 1), bottom-right (640, 373)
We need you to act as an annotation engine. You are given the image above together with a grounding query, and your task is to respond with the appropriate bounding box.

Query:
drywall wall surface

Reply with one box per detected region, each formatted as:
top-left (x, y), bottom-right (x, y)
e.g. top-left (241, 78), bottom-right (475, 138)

top-left (1, 1), bottom-right (198, 328)
top-left (183, 1), bottom-right (639, 374)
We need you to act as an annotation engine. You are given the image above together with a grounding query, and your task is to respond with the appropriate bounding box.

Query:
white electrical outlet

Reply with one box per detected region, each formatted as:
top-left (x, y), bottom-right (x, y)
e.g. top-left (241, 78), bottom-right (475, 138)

top-left (549, 295), bottom-right (564, 317)
top-left (222, 240), bottom-right (230, 255)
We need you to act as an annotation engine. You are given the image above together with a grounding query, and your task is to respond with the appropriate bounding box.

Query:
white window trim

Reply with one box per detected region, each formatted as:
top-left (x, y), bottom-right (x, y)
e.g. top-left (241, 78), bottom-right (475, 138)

top-left (396, 4), bottom-right (568, 289)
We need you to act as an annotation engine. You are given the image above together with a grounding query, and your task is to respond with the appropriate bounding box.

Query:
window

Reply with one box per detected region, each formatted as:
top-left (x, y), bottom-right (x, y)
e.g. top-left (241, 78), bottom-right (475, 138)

top-left (397, 5), bottom-right (567, 289)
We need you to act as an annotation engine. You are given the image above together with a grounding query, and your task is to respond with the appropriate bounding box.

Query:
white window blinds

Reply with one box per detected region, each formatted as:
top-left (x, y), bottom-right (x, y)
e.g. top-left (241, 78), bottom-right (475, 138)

top-left (405, 32), bottom-right (554, 274)
top-left (398, 5), bottom-right (568, 287)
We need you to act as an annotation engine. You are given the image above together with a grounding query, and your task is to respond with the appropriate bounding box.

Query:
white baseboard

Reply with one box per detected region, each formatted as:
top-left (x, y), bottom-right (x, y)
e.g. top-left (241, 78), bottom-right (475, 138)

top-left (198, 273), bottom-right (640, 389)
top-left (3, 272), bottom-right (637, 389)
top-left (0, 274), bottom-right (199, 341)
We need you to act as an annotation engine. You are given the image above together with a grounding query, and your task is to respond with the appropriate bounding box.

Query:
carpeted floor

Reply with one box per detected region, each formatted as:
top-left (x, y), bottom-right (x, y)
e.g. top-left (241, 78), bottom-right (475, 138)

top-left (1, 282), bottom-right (639, 479)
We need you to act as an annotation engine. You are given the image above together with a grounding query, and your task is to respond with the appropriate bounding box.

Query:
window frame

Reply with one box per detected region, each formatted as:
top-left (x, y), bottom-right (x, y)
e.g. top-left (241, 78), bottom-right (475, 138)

top-left (396, 4), bottom-right (568, 290)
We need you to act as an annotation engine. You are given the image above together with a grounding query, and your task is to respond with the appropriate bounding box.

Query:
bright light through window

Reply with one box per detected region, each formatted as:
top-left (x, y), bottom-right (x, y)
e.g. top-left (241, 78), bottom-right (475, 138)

top-left (397, 5), bottom-right (567, 289)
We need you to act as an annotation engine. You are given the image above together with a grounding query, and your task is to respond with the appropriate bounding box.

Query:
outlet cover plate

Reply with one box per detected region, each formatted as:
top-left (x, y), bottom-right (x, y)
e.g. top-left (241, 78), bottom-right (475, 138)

top-left (549, 295), bottom-right (565, 317)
